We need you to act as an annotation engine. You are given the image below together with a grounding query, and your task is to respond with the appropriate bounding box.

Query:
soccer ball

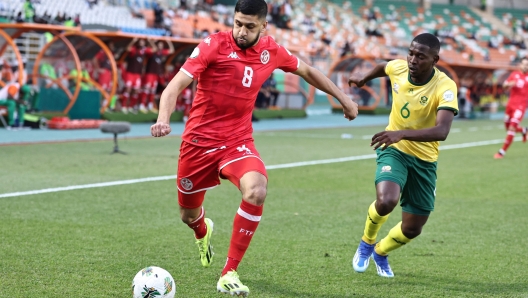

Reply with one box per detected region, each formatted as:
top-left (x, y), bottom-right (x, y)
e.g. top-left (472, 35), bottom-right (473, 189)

top-left (132, 266), bottom-right (176, 298)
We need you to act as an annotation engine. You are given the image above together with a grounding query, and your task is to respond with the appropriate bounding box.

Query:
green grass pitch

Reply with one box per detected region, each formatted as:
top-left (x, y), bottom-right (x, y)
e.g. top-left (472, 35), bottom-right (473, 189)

top-left (1, 119), bottom-right (527, 297)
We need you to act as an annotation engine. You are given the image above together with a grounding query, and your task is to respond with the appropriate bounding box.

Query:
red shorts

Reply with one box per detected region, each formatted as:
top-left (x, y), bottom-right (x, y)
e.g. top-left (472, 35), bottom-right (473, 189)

top-left (177, 139), bottom-right (267, 209)
top-left (142, 73), bottom-right (159, 90)
top-left (98, 69), bottom-right (112, 90)
top-left (124, 72), bottom-right (142, 89)
top-left (505, 105), bottom-right (526, 124)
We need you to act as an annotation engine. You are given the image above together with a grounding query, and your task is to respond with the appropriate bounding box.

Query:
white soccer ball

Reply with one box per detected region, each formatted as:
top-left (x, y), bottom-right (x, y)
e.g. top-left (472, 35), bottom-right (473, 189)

top-left (132, 266), bottom-right (176, 298)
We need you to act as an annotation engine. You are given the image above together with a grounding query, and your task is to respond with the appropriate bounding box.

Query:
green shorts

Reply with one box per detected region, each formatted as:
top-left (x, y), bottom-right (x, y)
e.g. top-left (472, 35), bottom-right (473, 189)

top-left (375, 147), bottom-right (437, 216)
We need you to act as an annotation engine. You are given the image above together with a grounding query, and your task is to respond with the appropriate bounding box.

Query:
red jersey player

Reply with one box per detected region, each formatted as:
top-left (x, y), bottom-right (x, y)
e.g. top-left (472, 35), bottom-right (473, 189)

top-left (494, 57), bottom-right (528, 159)
top-left (151, 0), bottom-right (358, 296)
top-left (122, 38), bottom-right (154, 113)
top-left (93, 41), bottom-right (119, 109)
top-left (140, 40), bottom-right (174, 113)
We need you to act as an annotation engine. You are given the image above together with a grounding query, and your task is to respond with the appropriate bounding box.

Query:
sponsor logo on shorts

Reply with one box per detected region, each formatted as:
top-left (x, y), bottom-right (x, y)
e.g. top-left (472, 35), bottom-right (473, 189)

top-left (180, 178), bottom-right (193, 190)
top-left (381, 165), bottom-right (392, 173)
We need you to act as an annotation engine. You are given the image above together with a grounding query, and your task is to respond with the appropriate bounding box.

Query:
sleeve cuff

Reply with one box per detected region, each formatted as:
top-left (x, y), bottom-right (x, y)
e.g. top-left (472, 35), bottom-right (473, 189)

top-left (181, 67), bottom-right (193, 79)
top-left (438, 106), bottom-right (458, 116)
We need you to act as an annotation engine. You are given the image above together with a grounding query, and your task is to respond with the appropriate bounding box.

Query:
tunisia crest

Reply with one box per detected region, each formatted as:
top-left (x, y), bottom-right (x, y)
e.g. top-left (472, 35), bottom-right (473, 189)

top-left (260, 50), bottom-right (270, 64)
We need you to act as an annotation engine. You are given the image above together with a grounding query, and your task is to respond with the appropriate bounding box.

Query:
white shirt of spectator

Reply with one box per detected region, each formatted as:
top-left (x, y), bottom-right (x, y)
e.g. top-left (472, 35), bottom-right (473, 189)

top-left (0, 83), bottom-right (21, 100)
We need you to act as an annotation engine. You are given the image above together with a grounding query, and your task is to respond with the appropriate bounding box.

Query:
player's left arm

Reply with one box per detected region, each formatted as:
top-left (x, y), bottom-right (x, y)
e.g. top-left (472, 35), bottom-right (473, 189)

top-left (372, 81), bottom-right (458, 150)
top-left (293, 59), bottom-right (358, 120)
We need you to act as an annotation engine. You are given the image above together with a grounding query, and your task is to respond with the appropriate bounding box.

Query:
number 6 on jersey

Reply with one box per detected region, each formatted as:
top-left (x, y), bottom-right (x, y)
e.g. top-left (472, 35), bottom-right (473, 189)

top-left (242, 66), bottom-right (253, 87)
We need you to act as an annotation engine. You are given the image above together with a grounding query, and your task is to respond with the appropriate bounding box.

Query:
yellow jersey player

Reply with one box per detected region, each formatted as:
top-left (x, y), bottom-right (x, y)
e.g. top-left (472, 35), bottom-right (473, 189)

top-left (348, 33), bottom-right (458, 278)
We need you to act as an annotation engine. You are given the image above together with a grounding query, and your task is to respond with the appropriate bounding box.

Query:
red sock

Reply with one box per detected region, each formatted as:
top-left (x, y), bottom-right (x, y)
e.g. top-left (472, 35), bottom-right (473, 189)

top-left (121, 93), bottom-right (129, 108)
top-left (140, 91), bottom-right (148, 106)
top-left (130, 93), bottom-right (139, 108)
top-left (222, 200), bottom-right (263, 276)
top-left (187, 207), bottom-right (207, 239)
top-left (148, 93), bottom-right (156, 107)
top-left (501, 131), bottom-right (515, 152)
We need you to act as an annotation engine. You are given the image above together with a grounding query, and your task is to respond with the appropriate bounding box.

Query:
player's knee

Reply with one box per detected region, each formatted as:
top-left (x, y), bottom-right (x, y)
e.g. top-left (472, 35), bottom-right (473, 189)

top-left (179, 210), bottom-right (198, 224)
top-left (401, 224), bottom-right (423, 239)
top-left (376, 193), bottom-right (399, 214)
top-left (242, 184), bottom-right (267, 206)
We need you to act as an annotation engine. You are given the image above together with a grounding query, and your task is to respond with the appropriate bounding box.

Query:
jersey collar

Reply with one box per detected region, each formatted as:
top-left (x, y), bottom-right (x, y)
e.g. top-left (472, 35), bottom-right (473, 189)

top-left (408, 68), bottom-right (436, 86)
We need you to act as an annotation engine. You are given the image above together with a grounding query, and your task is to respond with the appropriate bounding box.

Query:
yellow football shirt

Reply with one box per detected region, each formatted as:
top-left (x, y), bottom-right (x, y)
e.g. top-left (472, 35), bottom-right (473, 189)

top-left (385, 59), bottom-right (458, 162)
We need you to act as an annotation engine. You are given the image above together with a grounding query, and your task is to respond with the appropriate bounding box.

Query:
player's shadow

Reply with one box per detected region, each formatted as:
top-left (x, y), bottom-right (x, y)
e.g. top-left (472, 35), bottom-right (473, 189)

top-left (247, 278), bottom-right (371, 298)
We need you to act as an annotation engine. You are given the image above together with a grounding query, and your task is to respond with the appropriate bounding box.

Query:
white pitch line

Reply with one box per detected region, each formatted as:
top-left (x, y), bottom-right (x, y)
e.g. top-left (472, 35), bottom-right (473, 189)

top-left (362, 135), bottom-right (372, 140)
top-left (0, 137), bottom-right (521, 199)
top-left (468, 127), bottom-right (479, 132)
top-left (450, 128), bottom-right (461, 133)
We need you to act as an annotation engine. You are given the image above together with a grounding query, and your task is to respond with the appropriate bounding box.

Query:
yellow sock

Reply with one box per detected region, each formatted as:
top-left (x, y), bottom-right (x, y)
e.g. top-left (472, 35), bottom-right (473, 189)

top-left (375, 222), bottom-right (412, 256)
top-left (362, 201), bottom-right (389, 245)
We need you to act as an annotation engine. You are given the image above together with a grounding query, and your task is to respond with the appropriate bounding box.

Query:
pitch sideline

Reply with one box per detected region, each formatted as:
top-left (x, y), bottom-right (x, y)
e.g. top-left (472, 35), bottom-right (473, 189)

top-left (0, 137), bottom-right (519, 199)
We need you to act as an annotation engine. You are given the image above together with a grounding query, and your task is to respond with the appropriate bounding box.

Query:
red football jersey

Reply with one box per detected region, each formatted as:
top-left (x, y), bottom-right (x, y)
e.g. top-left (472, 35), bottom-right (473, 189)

top-left (506, 70), bottom-right (528, 108)
top-left (126, 47), bottom-right (152, 74)
top-left (180, 31), bottom-right (299, 147)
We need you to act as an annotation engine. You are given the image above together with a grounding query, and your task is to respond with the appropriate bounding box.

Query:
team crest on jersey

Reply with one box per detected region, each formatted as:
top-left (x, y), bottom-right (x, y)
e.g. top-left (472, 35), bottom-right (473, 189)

top-left (180, 178), bottom-right (193, 191)
top-left (392, 83), bottom-right (399, 94)
top-left (261, 50), bottom-right (270, 64)
top-left (420, 96), bottom-right (429, 106)
top-left (381, 165), bottom-right (392, 173)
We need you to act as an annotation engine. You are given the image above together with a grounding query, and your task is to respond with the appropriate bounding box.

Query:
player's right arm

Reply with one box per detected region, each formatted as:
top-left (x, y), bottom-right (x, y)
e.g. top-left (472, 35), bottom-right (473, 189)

top-left (126, 38), bottom-right (138, 51)
top-left (151, 71), bottom-right (193, 137)
top-left (348, 62), bottom-right (388, 88)
top-left (151, 37), bottom-right (216, 137)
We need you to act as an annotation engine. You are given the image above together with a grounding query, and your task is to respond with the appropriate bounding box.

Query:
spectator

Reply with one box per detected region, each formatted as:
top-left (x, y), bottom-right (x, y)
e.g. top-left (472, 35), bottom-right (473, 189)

top-left (86, 0), bottom-right (98, 9)
top-left (23, 0), bottom-right (35, 22)
top-left (15, 12), bottom-right (24, 23)
top-left (74, 14), bottom-right (81, 26)
top-left (40, 61), bottom-right (58, 89)
top-left (256, 78), bottom-right (271, 109)
top-left (458, 85), bottom-right (471, 119)
top-left (153, 1), bottom-right (164, 28)
top-left (0, 81), bottom-right (29, 129)
top-left (69, 61), bottom-right (93, 91)
top-left (268, 73), bottom-right (280, 109)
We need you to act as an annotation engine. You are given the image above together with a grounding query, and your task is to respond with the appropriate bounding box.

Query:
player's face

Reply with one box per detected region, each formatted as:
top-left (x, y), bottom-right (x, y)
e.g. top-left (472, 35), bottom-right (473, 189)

top-left (407, 42), bottom-right (439, 80)
top-left (520, 59), bottom-right (528, 73)
top-left (232, 12), bottom-right (267, 49)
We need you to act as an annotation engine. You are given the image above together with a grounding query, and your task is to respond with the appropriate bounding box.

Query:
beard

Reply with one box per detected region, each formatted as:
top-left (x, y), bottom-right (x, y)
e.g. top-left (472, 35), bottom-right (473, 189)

top-left (234, 31), bottom-right (261, 49)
